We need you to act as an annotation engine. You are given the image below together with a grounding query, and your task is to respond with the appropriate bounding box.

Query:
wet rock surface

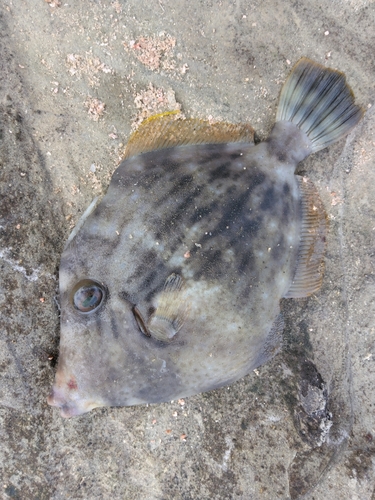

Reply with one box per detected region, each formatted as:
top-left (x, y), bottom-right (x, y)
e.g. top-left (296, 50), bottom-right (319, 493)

top-left (1, 1), bottom-right (375, 498)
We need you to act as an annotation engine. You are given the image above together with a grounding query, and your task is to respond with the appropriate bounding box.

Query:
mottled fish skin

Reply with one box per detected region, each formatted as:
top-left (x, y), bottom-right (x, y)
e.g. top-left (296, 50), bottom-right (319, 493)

top-left (48, 58), bottom-right (363, 417)
top-left (52, 128), bottom-right (307, 416)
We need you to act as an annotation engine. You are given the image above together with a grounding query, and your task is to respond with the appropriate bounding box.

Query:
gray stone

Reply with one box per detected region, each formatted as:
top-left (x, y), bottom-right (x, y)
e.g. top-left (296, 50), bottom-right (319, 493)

top-left (1, 1), bottom-right (374, 498)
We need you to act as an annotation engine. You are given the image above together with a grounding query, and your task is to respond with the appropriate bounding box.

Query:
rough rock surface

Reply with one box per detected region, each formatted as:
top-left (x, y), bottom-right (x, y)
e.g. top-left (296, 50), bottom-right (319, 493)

top-left (1, 1), bottom-right (374, 498)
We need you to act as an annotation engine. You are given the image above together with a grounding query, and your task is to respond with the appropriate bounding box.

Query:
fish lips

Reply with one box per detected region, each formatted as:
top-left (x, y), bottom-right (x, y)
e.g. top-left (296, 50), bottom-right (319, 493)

top-left (47, 371), bottom-right (106, 418)
top-left (47, 389), bottom-right (103, 418)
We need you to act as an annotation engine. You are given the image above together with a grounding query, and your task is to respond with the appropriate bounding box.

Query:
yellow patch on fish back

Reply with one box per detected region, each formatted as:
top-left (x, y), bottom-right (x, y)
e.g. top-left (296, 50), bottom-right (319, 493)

top-left (124, 111), bottom-right (255, 159)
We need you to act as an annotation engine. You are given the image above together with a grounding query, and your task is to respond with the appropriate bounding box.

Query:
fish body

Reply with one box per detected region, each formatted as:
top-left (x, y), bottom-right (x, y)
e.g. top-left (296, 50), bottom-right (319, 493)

top-left (48, 59), bottom-right (363, 417)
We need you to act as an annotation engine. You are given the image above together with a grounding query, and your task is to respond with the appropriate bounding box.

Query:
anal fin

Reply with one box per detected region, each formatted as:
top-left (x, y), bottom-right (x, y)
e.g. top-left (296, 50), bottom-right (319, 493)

top-left (264, 313), bottom-right (284, 360)
top-left (254, 313), bottom-right (284, 369)
top-left (285, 176), bottom-right (328, 298)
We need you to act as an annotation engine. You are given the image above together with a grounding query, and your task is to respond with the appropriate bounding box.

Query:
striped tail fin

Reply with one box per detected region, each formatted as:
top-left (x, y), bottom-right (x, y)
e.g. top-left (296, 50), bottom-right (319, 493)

top-left (276, 58), bottom-right (363, 152)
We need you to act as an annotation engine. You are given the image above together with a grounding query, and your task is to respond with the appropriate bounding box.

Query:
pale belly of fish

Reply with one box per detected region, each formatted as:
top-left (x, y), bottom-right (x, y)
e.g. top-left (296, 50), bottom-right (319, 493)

top-left (48, 58), bottom-right (363, 417)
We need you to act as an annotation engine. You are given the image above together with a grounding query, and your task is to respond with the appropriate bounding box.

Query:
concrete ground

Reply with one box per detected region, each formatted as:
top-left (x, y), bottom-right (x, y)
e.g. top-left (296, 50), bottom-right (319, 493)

top-left (0, 0), bottom-right (374, 498)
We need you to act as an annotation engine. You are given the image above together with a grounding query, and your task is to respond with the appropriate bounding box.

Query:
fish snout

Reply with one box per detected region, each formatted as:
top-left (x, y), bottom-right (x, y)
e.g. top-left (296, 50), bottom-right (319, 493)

top-left (47, 388), bottom-right (79, 418)
top-left (47, 381), bottom-right (105, 418)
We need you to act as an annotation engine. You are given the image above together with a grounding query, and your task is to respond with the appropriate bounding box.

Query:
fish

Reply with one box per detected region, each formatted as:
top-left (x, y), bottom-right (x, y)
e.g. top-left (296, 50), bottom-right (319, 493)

top-left (47, 58), bottom-right (363, 418)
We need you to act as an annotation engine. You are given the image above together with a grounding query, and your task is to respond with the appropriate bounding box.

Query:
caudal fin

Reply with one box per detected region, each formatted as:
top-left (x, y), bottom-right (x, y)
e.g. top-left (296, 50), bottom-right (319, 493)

top-left (276, 58), bottom-right (364, 152)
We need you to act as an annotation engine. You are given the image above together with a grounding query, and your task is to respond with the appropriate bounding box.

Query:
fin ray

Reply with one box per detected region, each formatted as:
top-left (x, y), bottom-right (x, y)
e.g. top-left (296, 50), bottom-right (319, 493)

top-left (124, 112), bottom-right (255, 159)
top-left (263, 313), bottom-right (284, 360)
top-left (147, 273), bottom-right (188, 343)
top-left (276, 58), bottom-right (363, 152)
top-left (285, 177), bottom-right (328, 298)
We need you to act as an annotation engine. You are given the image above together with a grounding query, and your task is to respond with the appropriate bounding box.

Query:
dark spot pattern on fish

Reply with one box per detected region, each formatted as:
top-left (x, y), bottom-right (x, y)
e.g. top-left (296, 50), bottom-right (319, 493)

top-left (277, 151), bottom-right (287, 162)
top-left (163, 173), bottom-right (195, 202)
top-left (137, 270), bottom-right (159, 292)
top-left (283, 183), bottom-right (290, 195)
top-left (114, 167), bottom-right (164, 189)
top-left (265, 136), bottom-right (282, 160)
top-left (270, 236), bottom-right (287, 262)
top-left (260, 186), bottom-right (276, 211)
top-left (230, 151), bottom-right (244, 160)
top-left (206, 187), bottom-right (260, 237)
top-left (208, 162), bottom-right (232, 181)
top-left (92, 204), bottom-right (105, 219)
top-left (136, 372), bottom-right (181, 403)
top-left (238, 216), bottom-right (262, 237)
top-left (93, 315), bottom-right (103, 337)
top-left (78, 233), bottom-right (123, 258)
top-left (129, 248), bottom-right (158, 264)
top-left (283, 200), bottom-right (292, 219)
top-left (196, 145), bottom-right (224, 164)
top-left (119, 290), bottom-right (136, 305)
top-left (190, 202), bottom-right (219, 224)
top-left (172, 186), bottom-right (203, 218)
top-left (110, 316), bottom-right (119, 339)
top-left (238, 251), bottom-right (256, 274)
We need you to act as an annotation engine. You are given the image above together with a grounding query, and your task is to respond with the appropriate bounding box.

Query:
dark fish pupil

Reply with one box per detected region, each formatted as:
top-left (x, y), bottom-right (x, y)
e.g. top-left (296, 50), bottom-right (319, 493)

top-left (74, 285), bottom-right (103, 313)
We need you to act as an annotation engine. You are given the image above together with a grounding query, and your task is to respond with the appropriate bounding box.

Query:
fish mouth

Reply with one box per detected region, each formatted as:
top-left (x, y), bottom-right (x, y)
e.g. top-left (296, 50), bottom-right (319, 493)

top-left (47, 386), bottom-right (105, 418)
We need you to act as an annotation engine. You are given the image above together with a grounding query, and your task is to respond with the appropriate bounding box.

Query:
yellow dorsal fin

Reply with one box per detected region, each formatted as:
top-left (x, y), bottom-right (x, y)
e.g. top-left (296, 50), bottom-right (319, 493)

top-left (124, 111), bottom-right (256, 159)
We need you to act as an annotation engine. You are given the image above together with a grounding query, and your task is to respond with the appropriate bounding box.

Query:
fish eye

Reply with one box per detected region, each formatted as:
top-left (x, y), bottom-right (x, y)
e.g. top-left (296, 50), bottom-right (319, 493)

top-left (72, 280), bottom-right (105, 313)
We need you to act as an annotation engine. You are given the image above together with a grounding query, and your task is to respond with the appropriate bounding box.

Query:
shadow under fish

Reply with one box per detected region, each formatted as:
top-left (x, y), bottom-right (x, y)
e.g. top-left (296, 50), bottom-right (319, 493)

top-left (47, 58), bottom-right (363, 418)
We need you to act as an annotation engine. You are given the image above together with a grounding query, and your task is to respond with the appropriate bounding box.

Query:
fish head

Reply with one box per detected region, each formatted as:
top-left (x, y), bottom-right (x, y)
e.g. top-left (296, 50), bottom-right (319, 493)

top-left (48, 229), bottom-right (139, 417)
top-left (48, 215), bottom-right (199, 417)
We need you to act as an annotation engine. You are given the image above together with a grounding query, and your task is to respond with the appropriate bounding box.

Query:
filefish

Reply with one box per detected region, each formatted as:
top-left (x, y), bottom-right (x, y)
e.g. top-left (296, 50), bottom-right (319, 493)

top-left (48, 58), bottom-right (363, 417)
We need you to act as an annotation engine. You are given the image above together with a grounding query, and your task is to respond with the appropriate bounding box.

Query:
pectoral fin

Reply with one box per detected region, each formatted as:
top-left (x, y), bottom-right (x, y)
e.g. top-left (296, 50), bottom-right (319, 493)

top-left (133, 274), bottom-right (188, 343)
